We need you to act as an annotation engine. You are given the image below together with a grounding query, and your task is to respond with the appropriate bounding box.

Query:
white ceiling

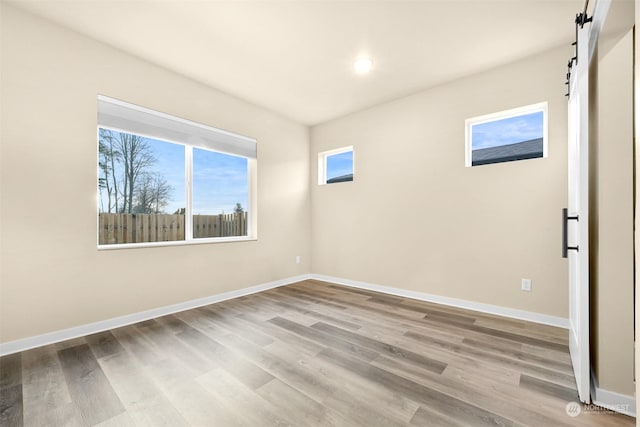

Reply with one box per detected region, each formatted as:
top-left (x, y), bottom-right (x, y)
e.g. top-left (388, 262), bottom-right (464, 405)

top-left (6, 0), bottom-right (607, 125)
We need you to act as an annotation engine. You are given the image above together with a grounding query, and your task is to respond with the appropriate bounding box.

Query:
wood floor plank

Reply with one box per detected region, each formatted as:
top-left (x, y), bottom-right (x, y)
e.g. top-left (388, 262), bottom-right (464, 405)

top-left (441, 363), bottom-right (521, 388)
top-left (175, 322), bottom-right (274, 390)
top-left (359, 298), bottom-right (434, 320)
top-left (197, 368), bottom-right (294, 427)
top-left (462, 337), bottom-right (573, 373)
top-left (94, 411), bottom-right (137, 427)
top-left (317, 347), bottom-right (515, 427)
top-left (255, 378), bottom-right (344, 427)
top-left (154, 314), bottom-right (191, 334)
top-left (29, 403), bottom-right (85, 427)
top-left (172, 309), bottom-right (232, 342)
top-left (268, 316), bottom-right (379, 362)
top-left (110, 325), bottom-right (165, 367)
top-left (371, 354), bottom-right (575, 427)
top-left (21, 345), bottom-right (75, 427)
top-left (164, 378), bottom-right (248, 426)
top-left (404, 330), bottom-right (576, 387)
top-left (311, 321), bottom-right (447, 374)
top-left (474, 317), bottom-right (569, 343)
top-left (410, 405), bottom-right (466, 427)
top-left (519, 373), bottom-right (579, 402)
top-left (522, 343), bottom-right (573, 364)
top-left (140, 357), bottom-right (201, 393)
top-left (369, 331), bottom-right (523, 387)
top-left (265, 288), bottom-right (376, 328)
top-left (263, 298), bottom-right (362, 331)
top-left (210, 332), bottom-right (336, 404)
top-left (98, 351), bottom-right (190, 426)
top-left (134, 318), bottom-right (217, 375)
top-left (383, 299), bottom-right (478, 325)
top-left (235, 312), bottom-right (326, 358)
top-left (367, 295), bottom-right (478, 325)
top-left (85, 331), bottom-right (124, 360)
top-left (57, 344), bottom-right (125, 425)
top-left (196, 306), bottom-right (275, 346)
top-left (306, 299), bottom-right (469, 346)
top-left (55, 338), bottom-right (87, 352)
top-left (0, 353), bottom-right (22, 390)
top-left (326, 283), bottom-right (381, 297)
top-left (276, 289), bottom-right (350, 311)
top-left (442, 320), bottom-right (569, 352)
top-left (306, 351), bottom-right (421, 425)
top-left (0, 384), bottom-right (23, 427)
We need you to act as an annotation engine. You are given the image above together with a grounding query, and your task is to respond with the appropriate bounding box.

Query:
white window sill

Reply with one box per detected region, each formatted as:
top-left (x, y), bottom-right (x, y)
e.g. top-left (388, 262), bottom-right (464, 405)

top-left (97, 236), bottom-right (257, 250)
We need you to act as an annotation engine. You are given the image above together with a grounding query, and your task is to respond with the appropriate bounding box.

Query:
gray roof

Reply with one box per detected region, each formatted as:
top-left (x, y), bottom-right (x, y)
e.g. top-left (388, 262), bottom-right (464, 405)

top-left (327, 174), bottom-right (353, 184)
top-left (472, 138), bottom-right (543, 166)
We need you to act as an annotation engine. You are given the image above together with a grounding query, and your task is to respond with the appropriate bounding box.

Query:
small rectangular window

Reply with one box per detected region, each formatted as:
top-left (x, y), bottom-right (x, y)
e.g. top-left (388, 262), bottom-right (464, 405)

top-left (97, 95), bottom-right (256, 248)
top-left (465, 102), bottom-right (548, 167)
top-left (318, 146), bottom-right (354, 185)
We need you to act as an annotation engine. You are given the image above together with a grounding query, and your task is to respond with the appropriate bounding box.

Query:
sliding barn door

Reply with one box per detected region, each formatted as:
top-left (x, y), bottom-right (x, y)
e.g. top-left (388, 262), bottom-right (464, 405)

top-left (566, 20), bottom-right (591, 404)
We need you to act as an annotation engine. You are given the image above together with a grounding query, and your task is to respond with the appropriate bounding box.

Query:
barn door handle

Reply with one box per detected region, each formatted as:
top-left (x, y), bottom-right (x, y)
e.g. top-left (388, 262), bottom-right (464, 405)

top-left (562, 208), bottom-right (579, 258)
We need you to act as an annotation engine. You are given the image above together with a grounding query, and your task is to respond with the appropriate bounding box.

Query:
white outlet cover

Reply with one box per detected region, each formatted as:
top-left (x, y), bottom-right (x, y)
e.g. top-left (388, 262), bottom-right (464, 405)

top-left (521, 279), bottom-right (532, 291)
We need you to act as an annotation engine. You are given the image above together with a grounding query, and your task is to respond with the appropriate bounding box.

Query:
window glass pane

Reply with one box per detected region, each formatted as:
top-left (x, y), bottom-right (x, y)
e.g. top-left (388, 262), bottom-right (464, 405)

top-left (192, 148), bottom-right (248, 238)
top-left (326, 151), bottom-right (353, 183)
top-left (98, 128), bottom-right (185, 244)
top-left (471, 111), bottom-right (544, 166)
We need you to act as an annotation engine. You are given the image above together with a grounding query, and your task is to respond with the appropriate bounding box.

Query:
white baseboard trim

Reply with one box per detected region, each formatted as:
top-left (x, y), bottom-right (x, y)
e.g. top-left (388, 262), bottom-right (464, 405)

top-left (310, 274), bottom-right (569, 329)
top-left (590, 369), bottom-right (636, 417)
top-left (0, 274), bottom-right (312, 356)
top-left (0, 273), bottom-right (572, 355)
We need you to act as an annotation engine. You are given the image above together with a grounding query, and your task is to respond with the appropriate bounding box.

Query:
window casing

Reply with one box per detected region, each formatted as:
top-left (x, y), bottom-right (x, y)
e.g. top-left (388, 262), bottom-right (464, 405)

top-left (97, 95), bottom-right (256, 249)
top-left (465, 102), bottom-right (548, 167)
top-left (318, 146), bottom-right (354, 185)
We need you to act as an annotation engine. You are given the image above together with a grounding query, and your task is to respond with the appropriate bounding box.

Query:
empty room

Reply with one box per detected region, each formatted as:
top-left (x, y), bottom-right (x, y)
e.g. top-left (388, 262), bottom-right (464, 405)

top-left (0, 0), bottom-right (638, 425)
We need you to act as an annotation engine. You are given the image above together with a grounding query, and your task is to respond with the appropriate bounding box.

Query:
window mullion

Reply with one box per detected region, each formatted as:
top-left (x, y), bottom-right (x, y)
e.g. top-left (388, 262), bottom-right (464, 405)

top-left (185, 146), bottom-right (193, 241)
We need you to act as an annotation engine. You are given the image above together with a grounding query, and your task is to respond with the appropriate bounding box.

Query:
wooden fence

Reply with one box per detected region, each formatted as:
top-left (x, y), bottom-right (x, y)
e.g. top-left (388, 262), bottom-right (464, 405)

top-left (99, 212), bottom-right (248, 245)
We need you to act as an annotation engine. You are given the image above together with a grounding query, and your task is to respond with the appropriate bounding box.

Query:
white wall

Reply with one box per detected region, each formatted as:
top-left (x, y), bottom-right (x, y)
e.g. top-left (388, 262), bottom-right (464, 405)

top-left (0, 4), bottom-right (311, 343)
top-left (311, 46), bottom-right (570, 318)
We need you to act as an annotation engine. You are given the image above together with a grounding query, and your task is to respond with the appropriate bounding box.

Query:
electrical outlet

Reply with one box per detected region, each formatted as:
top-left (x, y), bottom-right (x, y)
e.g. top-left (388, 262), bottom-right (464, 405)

top-left (295, 255), bottom-right (301, 264)
top-left (521, 279), bottom-right (532, 292)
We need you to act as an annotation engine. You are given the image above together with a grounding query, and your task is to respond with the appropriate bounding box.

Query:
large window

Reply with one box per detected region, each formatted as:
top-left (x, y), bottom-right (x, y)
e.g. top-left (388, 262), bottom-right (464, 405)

top-left (465, 102), bottom-right (547, 167)
top-left (318, 146), bottom-right (354, 185)
top-left (97, 96), bottom-right (256, 248)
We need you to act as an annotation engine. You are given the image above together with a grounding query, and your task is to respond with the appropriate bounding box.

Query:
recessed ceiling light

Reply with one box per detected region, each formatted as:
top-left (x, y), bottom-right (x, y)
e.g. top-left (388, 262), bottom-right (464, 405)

top-left (354, 57), bottom-right (373, 75)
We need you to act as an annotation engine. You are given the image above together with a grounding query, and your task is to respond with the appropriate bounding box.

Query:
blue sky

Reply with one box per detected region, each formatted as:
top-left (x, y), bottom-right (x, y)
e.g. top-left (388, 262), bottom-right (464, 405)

top-left (152, 139), bottom-right (185, 214)
top-left (99, 131), bottom-right (247, 214)
top-left (192, 148), bottom-right (248, 215)
top-left (326, 151), bottom-right (353, 181)
top-left (472, 111), bottom-right (543, 150)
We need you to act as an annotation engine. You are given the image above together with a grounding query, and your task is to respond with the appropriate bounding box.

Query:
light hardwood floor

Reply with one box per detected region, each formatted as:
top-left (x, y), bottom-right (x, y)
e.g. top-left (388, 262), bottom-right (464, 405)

top-left (0, 280), bottom-right (634, 426)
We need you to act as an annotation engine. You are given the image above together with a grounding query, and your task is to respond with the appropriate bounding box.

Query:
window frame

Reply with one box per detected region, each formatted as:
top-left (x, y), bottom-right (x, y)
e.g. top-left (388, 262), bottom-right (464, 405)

top-left (97, 96), bottom-right (257, 250)
top-left (317, 146), bottom-right (354, 185)
top-left (465, 102), bottom-right (548, 167)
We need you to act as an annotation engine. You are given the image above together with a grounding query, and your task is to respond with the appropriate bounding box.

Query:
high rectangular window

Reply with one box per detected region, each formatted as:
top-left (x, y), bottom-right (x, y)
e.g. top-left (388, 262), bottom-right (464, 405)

top-left (97, 96), bottom-right (256, 248)
top-left (465, 102), bottom-right (548, 167)
top-left (318, 146), bottom-right (354, 184)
